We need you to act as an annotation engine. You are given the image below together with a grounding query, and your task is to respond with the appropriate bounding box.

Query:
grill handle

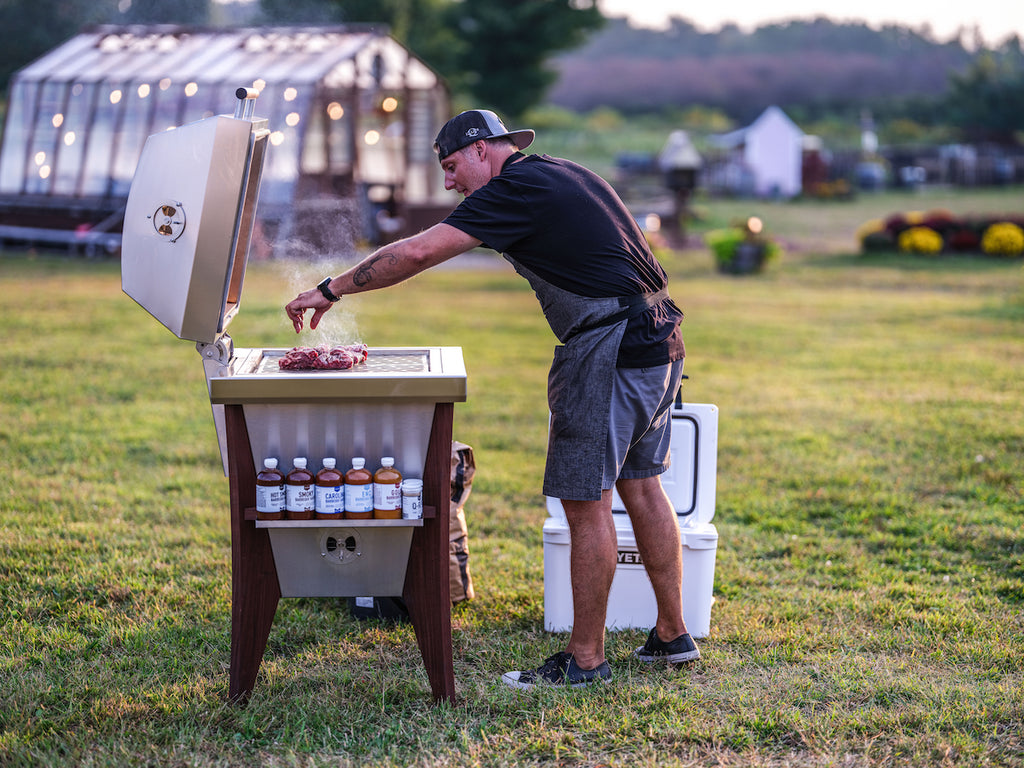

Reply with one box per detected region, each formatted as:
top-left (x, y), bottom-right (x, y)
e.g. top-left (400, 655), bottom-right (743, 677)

top-left (234, 87), bottom-right (260, 120)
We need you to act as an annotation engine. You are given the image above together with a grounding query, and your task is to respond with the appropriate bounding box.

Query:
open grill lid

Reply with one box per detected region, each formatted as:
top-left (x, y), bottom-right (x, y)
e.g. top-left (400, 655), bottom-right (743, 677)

top-left (122, 88), bottom-right (269, 346)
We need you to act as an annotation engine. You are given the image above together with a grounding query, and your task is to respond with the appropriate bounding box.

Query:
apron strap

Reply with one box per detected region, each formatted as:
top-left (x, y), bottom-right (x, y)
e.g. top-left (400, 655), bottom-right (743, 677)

top-left (571, 286), bottom-right (670, 337)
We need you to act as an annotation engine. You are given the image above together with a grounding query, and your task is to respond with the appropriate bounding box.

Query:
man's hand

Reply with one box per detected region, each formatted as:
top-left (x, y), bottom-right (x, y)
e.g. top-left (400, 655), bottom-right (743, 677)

top-left (285, 288), bottom-right (334, 333)
top-left (281, 224), bottom-right (480, 333)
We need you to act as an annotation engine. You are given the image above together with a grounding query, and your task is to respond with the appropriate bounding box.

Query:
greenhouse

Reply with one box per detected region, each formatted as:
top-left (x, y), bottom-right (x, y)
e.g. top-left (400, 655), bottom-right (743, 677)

top-left (0, 24), bottom-right (455, 254)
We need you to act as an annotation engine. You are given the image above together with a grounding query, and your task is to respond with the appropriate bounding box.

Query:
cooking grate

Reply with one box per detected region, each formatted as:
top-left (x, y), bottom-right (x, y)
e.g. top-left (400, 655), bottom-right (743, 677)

top-left (254, 348), bottom-right (431, 376)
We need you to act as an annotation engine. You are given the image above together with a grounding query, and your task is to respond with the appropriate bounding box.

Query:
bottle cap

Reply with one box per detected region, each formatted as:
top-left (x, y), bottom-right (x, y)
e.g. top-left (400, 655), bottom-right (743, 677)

top-left (322, 458), bottom-right (336, 469)
top-left (381, 457), bottom-right (395, 467)
top-left (352, 458), bottom-right (365, 469)
top-left (294, 458), bottom-right (307, 469)
top-left (264, 458), bottom-right (278, 469)
top-left (402, 479), bottom-right (423, 490)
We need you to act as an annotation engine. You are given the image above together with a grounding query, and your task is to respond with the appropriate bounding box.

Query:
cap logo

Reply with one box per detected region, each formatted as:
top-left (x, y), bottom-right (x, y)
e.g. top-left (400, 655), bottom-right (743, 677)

top-left (465, 128), bottom-right (481, 138)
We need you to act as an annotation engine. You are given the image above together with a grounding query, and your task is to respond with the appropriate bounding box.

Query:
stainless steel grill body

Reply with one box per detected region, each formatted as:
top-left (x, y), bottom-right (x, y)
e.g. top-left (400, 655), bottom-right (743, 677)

top-left (120, 90), bottom-right (463, 702)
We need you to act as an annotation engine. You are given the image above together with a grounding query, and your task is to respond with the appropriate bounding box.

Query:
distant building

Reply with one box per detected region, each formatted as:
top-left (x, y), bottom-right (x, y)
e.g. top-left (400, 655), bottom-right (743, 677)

top-left (705, 106), bottom-right (805, 198)
top-left (0, 25), bottom-right (456, 254)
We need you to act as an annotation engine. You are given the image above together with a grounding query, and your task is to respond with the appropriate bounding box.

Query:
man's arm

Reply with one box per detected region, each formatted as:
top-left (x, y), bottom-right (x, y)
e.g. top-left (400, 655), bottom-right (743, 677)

top-left (285, 223), bottom-right (481, 333)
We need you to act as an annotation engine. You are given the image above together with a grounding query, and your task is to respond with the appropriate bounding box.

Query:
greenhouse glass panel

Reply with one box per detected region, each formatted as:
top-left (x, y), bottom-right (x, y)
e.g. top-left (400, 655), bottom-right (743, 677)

top-left (53, 83), bottom-right (95, 196)
top-left (301, 101), bottom-right (327, 174)
top-left (357, 92), bottom-right (404, 187)
top-left (80, 82), bottom-right (125, 197)
top-left (111, 81), bottom-right (159, 196)
top-left (24, 81), bottom-right (68, 195)
top-left (326, 98), bottom-right (353, 173)
top-left (258, 83), bottom-right (302, 206)
top-left (149, 78), bottom-right (183, 133)
top-left (0, 81), bottom-right (37, 193)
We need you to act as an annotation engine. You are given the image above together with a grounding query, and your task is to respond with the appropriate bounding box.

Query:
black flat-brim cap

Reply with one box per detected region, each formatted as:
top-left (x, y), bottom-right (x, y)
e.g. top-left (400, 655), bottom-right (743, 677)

top-left (433, 109), bottom-right (535, 161)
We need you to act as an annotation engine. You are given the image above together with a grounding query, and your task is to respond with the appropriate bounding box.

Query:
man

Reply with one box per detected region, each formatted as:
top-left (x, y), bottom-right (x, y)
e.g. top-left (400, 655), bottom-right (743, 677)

top-left (285, 109), bottom-right (700, 688)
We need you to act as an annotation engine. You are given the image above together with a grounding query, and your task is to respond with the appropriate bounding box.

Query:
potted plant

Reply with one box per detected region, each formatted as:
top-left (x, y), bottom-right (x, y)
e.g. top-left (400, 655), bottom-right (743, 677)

top-left (706, 217), bottom-right (781, 274)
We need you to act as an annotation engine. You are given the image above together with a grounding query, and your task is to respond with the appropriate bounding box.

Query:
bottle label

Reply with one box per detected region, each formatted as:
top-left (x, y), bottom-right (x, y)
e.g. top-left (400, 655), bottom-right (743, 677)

top-left (374, 482), bottom-right (402, 511)
top-left (286, 484), bottom-right (315, 512)
top-left (402, 493), bottom-right (423, 520)
top-left (256, 485), bottom-right (285, 513)
top-left (345, 483), bottom-right (373, 513)
top-left (316, 485), bottom-right (344, 515)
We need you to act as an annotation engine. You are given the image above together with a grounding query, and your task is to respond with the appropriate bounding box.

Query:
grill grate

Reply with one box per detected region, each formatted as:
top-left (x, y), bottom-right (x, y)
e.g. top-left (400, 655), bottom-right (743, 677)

top-left (254, 348), bottom-right (431, 376)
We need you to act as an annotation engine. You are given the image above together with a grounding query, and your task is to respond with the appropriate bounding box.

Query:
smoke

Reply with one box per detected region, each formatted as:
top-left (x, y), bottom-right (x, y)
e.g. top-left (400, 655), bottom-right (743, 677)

top-left (272, 254), bottom-right (361, 347)
top-left (271, 198), bottom-right (367, 346)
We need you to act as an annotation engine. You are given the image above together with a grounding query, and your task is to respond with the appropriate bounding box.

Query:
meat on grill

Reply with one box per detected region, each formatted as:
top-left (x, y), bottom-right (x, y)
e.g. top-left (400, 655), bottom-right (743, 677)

top-left (278, 343), bottom-right (369, 371)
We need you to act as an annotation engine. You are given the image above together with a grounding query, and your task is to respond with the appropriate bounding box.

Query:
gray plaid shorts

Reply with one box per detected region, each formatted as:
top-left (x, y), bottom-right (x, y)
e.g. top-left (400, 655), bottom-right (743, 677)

top-left (602, 359), bottom-right (685, 488)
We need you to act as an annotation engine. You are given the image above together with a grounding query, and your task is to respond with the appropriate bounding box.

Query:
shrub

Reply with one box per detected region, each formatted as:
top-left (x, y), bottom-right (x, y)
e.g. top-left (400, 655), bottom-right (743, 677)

top-left (705, 217), bottom-right (781, 273)
top-left (922, 209), bottom-right (956, 234)
top-left (856, 218), bottom-right (894, 252)
top-left (884, 213), bottom-right (909, 236)
top-left (980, 222), bottom-right (1024, 256)
top-left (946, 227), bottom-right (981, 252)
top-left (898, 226), bottom-right (943, 255)
top-left (861, 230), bottom-right (896, 252)
top-left (705, 227), bottom-right (748, 262)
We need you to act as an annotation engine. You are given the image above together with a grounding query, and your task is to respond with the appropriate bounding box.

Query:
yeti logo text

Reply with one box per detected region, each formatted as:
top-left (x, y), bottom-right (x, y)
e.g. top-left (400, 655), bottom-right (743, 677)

top-left (617, 551), bottom-right (644, 565)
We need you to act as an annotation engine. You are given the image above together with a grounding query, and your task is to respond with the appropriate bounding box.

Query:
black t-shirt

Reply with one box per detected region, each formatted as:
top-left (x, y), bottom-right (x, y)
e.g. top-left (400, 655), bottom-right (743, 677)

top-left (442, 153), bottom-right (685, 367)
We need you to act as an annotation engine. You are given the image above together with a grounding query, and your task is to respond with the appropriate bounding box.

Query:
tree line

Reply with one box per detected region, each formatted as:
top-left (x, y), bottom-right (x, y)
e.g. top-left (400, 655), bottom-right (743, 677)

top-left (0, 0), bottom-right (603, 120)
top-left (0, 1), bottom-right (1020, 145)
top-left (549, 17), bottom-right (1024, 145)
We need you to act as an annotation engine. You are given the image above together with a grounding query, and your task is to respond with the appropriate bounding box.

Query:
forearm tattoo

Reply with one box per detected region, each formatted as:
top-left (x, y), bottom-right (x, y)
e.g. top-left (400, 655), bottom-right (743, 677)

top-left (352, 251), bottom-right (400, 287)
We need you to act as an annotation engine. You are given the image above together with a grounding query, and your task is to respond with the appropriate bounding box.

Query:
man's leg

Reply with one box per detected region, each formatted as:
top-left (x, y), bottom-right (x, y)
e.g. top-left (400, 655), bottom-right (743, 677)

top-left (560, 490), bottom-right (617, 670)
top-left (616, 475), bottom-right (688, 642)
top-left (500, 492), bottom-right (616, 688)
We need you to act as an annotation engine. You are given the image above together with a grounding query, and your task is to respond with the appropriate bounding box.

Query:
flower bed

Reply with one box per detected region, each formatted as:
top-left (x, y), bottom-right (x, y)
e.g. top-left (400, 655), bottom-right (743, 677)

top-left (858, 210), bottom-right (1024, 257)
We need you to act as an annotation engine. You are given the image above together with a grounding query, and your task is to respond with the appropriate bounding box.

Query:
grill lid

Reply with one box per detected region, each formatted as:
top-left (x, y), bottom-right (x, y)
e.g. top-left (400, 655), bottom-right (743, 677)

top-left (121, 89), bottom-right (268, 345)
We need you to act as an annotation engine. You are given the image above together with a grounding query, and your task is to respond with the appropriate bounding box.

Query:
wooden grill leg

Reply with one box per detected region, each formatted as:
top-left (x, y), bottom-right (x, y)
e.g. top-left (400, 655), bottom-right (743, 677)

top-left (225, 404), bottom-right (280, 703)
top-left (403, 402), bottom-right (456, 703)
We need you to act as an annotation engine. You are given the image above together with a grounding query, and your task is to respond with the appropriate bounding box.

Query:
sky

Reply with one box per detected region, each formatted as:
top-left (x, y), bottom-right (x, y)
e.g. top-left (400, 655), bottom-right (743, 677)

top-left (597, 0), bottom-right (1024, 47)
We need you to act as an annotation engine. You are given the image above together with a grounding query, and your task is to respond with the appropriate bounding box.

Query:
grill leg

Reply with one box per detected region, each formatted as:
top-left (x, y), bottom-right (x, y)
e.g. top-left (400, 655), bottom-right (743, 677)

top-left (225, 404), bottom-right (280, 703)
top-left (403, 402), bottom-right (456, 703)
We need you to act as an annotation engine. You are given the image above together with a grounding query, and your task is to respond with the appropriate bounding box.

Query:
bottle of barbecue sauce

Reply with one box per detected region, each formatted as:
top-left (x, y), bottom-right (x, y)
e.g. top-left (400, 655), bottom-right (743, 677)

top-left (315, 458), bottom-right (345, 519)
top-left (373, 457), bottom-right (403, 519)
top-left (255, 458), bottom-right (285, 520)
top-left (285, 457), bottom-right (316, 520)
top-left (344, 458), bottom-right (374, 519)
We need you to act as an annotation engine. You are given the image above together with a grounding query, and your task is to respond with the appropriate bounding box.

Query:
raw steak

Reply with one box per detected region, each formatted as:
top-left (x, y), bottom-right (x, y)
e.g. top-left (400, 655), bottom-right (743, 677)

top-left (277, 343), bottom-right (369, 371)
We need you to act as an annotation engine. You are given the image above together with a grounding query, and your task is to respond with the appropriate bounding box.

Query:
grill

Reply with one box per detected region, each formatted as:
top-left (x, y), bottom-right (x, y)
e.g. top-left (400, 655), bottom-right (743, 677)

top-left (121, 89), bottom-right (465, 704)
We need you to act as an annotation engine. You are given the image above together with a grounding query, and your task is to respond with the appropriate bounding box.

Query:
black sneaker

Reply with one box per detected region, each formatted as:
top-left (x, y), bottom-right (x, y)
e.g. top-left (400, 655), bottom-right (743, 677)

top-left (501, 651), bottom-right (612, 689)
top-left (634, 628), bottom-right (701, 664)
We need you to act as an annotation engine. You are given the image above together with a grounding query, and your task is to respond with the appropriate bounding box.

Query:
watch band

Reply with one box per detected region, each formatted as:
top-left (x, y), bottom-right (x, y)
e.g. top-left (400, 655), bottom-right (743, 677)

top-left (317, 277), bottom-right (341, 302)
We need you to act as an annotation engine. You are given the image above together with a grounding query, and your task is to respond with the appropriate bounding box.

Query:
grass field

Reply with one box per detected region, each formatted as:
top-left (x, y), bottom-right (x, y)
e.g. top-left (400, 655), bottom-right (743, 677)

top-left (1, 187), bottom-right (1022, 767)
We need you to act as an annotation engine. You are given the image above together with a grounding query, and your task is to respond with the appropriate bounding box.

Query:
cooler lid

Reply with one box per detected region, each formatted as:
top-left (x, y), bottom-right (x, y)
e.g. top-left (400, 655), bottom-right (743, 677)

top-left (121, 90), bottom-right (269, 345)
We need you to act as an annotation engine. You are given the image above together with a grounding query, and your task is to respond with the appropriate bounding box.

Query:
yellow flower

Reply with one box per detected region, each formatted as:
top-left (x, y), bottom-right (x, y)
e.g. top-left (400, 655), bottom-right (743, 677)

top-left (980, 222), bottom-right (1024, 256)
top-left (897, 226), bottom-right (943, 255)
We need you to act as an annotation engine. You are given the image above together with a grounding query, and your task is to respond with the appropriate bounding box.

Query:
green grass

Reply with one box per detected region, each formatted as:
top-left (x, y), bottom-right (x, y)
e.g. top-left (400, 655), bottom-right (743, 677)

top-left (1, 188), bottom-right (1023, 766)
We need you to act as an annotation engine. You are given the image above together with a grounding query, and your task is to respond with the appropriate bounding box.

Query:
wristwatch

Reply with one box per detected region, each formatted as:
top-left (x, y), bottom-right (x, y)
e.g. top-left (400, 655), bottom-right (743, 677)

top-left (317, 277), bottom-right (341, 302)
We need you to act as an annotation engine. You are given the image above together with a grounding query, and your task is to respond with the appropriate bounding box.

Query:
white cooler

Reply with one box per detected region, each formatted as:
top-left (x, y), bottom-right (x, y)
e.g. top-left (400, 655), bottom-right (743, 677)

top-left (543, 401), bottom-right (719, 638)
